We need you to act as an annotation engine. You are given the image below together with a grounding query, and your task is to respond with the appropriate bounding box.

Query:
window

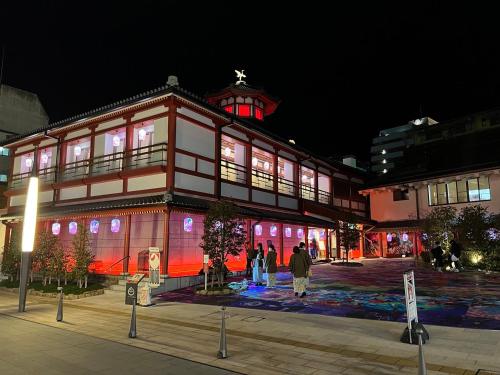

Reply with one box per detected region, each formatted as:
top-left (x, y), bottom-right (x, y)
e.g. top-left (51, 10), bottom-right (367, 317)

top-left (334, 179), bottom-right (349, 197)
top-left (0, 147), bottom-right (9, 156)
top-left (300, 166), bottom-right (315, 200)
top-left (20, 153), bottom-right (34, 174)
top-left (39, 148), bottom-right (53, 170)
top-left (278, 157), bottom-right (295, 195)
top-left (221, 135), bottom-right (247, 184)
top-left (252, 147), bottom-right (274, 190)
top-left (428, 176), bottom-right (491, 205)
top-left (393, 189), bottom-right (409, 201)
top-left (318, 173), bottom-right (331, 204)
top-left (237, 104), bottom-right (251, 117)
top-left (255, 107), bottom-right (263, 120)
top-left (133, 121), bottom-right (154, 149)
top-left (67, 139), bottom-right (91, 163)
top-left (223, 105), bottom-right (234, 114)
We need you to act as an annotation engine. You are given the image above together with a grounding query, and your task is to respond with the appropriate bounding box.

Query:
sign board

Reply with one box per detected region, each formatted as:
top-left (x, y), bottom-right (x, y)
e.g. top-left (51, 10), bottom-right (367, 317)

top-left (148, 247), bottom-right (161, 288)
top-left (138, 284), bottom-right (152, 306)
top-left (403, 270), bottom-right (419, 343)
top-left (125, 273), bottom-right (145, 305)
top-left (203, 254), bottom-right (209, 264)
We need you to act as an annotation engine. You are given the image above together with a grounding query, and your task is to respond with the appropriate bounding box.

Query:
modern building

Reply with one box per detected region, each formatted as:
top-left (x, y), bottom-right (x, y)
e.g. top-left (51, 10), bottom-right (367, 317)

top-left (362, 110), bottom-right (500, 257)
top-left (0, 75), bottom-right (369, 289)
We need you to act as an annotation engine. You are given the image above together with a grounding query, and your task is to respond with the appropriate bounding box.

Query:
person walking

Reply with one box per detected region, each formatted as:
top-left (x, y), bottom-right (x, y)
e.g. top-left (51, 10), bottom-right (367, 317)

top-left (245, 241), bottom-right (254, 277)
top-left (253, 243), bottom-right (264, 286)
top-left (265, 244), bottom-right (278, 287)
top-left (299, 241), bottom-right (313, 281)
top-left (450, 239), bottom-right (463, 272)
top-left (431, 241), bottom-right (444, 272)
top-left (289, 246), bottom-right (308, 297)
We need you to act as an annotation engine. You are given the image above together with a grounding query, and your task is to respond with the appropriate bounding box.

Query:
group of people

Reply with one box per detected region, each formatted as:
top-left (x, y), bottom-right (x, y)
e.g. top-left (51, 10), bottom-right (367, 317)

top-left (245, 241), bottom-right (313, 298)
top-left (430, 239), bottom-right (464, 272)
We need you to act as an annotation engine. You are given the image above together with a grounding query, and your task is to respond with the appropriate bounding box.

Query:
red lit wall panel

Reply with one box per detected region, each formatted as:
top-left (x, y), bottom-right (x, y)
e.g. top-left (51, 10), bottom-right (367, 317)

top-left (283, 224), bottom-right (305, 265)
top-left (129, 213), bottom-right (164, 274)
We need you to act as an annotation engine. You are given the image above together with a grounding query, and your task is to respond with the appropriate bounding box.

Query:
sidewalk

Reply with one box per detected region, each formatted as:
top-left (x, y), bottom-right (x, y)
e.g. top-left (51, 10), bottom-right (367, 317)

top-left (0, 289), bottom-right (499, 375)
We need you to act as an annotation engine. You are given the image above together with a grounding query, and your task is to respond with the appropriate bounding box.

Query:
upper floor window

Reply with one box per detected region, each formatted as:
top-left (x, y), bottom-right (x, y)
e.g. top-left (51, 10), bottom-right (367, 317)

top-left (393, 189), bottom-right (409, 201)
top-left (428, 176), bottom-right (491, 206)
top-left (133, 121), bottom-right (154, 149)
top-left (221, 135), bottom-right (246, 184)
top-left (20, 153), bottom-right (34, 174)
top-left (278, 157), bottom-right (295, 195)
top-left (105, 129), bottom-right (125, 155)
top-left (223, 105), bottom-right (234, 114)
top-left (237, 104), bottom-right (251, 117)
top-left (67, 138), bottom-right (91, 164)
top-left (0, 147), bottom-right (9, 156)
top-left (334, 179), bottom-right (349, 197)
top-left (252, 147), bottom-right (274, 190)
top-left (300, 166), bottom-right (315, 201)
top-left (318, 173), bottom-right (331, 204)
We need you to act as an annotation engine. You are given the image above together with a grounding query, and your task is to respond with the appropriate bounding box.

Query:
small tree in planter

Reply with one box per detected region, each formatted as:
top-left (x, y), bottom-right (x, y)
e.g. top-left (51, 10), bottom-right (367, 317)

top-left (72, 223), bottom-right (94, 288)
top-left (32, 229), bottom-right (58, 285)
top-left (1, 228), bottom-right (21, 282)
top-left (337, 219), bottom-right (361, 264)
top-left (420, 206), bottom-right (457, 252)
top-left (200, 201), bottom-right (246, 288)
top-left (49, 239), bottom-right (68, 287)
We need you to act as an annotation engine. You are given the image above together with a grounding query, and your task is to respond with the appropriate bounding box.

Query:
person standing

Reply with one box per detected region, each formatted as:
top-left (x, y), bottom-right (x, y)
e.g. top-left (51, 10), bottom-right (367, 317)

top-left (431, 241), bottom-right (444, 272)
top-left (289, 246), bottom-right (308, 297)
top-left (245, 241), bottom-right (254, 277)
top-left (450, 239), bottom-right (463, 272)
top-left (253, 243), bottom-right (264, 286)
top-left (265, 244), bottom-right (278, 287)
top-left (299, 241), bottom-right (313, 280)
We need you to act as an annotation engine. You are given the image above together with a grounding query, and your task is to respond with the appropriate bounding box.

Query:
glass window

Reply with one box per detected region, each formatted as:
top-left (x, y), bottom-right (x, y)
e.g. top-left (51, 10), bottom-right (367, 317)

top-left (300, 166), bottom-right (315, 200)
top-left (437, 183), bottom-right (447, 205)
top-left (252, 147), bottom-right (274, 190)
top-left (221, 135), bottom-right (247, 184)
top-left (133, 121), bottom-right (154, 149)
top-left (237, 104), bottom-right (251, 117)
top-left (428, 184), bottom-right (438, 205)
top-left (223, 105), bottom-right (233, 114)
top-left (457, 180), bottom-right (468, 203)
top-left (468, 178), bottom-right (480, 201)
top-left (393, 189), bottom-right (409, 201)
top-left (318, 173), bottom-right (331, 204)
top-left (255, 107), bottom-right (263, 120)
top-left (447, 182), bottom-right (458, 203)
top-left (20, 153), bottom-right (34, 174)
top-left (67, 139), bottom-right (91, 164)
top-left (278, 157), bottom-right (295, 195)
top-left (478, 176), bottom-right (491, 200)
top-left (39, 148), bottom-right (53, 170)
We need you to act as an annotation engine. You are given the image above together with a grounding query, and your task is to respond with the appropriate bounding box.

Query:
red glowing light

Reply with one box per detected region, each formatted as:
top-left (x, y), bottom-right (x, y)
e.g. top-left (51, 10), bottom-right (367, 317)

top-left (237, 104), bottom-right (251, 117)
top-left (224, 105), bottom-right (233, 113)
top-left (255, 107), bottom-right (263, 120)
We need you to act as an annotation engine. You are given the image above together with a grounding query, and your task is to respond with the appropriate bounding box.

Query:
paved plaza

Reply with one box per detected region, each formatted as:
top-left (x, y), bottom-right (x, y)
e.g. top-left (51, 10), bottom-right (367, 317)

top-left (157, 258), bottom-right (500, 329)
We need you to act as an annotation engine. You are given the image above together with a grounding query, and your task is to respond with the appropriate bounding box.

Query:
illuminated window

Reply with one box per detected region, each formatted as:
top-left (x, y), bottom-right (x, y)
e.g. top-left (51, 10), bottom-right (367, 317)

top-left (300, 165), bottom-right (315, 201)
top-left (297, 228), bottom-right (304, 239)
top-left (69, 221), bottom-right (78, 235)
top-left (133, 121), bottom-right (154, 148)
top-left (20, 153), bottom-right (34, 174)
top-left (52, 223), bottom-right (61, 236)
top-left (221, 135), bottom-right (246, 184)
top-left (90, 220), bottom-right (100, 234)
top-left (255, 107), bottom-right (263, 120)
top-left (285, 227), bottom-right (292, 238)
top-left (111, 219), bottom-right (121, 233)
top-left (278, 157), bottom-right (296, 195)
top-left (237, 104), bottom-right (251, 117)
top-left (223, 105), bottom-right (233, 113)
top-left (270, 225), bottom-right (278, 237)
top-left (252, 147), bottom-right (274, 190)
top-left (39, 148), bottom-right (53, 170)
top-left (255, 224), bottom-right (262, 236)
top-left (184, 217), bottom-right (193, 232)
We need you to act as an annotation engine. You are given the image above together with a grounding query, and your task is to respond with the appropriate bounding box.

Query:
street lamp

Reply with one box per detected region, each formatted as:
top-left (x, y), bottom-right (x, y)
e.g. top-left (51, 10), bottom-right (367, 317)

top-left (19, 148), bottom-right (39, 312)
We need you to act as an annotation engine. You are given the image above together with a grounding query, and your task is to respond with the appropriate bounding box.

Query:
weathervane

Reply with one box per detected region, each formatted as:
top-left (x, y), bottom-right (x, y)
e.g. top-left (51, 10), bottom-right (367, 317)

top-left (235, 69), bottom-right (246, 85)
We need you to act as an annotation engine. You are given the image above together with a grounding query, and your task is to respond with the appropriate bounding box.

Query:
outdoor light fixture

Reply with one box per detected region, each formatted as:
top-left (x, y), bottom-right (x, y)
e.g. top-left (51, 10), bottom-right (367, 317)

top-left (382, 159), bottom-right (387, 164)
top-left (224, 147), bottom-right (231, 157)
top-left (289, 139), bottom-right (296, 145)
top-left (19, 149), bottom-right (39, 312)
top-left (285, 227), bottom-right (291, 238)
top-left (387, 233), bottom-right (393, 242)
top-left (112, 135), bottom-right (121, 147)
top-left (381, 149), bottom-right (387, 155)
top-left (69, 221), bottom-right (78, 235)
top-left (74, 145), bottom-right (82, 156)
top-left (138, 128), bottom-right (147, 141)
top-left (90, 220), bottom-right (100, 234)
top-left (383, 168), bottom-right (388, 174)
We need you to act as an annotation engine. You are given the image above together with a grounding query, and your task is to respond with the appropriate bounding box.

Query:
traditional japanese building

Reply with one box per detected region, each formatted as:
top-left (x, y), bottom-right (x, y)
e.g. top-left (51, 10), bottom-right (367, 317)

top-left (1, 74), bottom-right (369, 289)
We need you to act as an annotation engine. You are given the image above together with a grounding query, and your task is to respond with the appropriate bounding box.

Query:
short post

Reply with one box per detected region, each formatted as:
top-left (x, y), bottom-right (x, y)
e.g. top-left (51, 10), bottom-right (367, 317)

top-left (217, 306), bottom-right (228, 359)
top-left (416, 325), bottom-right (427, 375)
top-left (56, 286), bottom-right (63, 322)
top-left (128, 297), bottom-right (137, 338)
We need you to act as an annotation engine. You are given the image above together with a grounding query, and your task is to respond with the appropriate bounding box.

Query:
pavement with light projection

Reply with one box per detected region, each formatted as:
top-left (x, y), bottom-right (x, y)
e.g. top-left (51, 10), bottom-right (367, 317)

top-left (156, 258), bottom-right (500, 330)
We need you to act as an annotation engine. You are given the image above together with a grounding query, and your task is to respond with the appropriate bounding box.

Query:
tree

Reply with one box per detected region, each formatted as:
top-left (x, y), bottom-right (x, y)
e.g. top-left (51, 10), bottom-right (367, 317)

top-left (72, 223), bottom-right (94, 288)
top-left (1, 228), bottom-right (21, 282)
top-left (32, 229), bottom-right (56, 285)
top-left (455, 205), bottom-right (494, 252)
top-left (338, 218), bottom-right (361, 263)
top-left (200, 201), bottom-right (246, 287)
top-left (49, 237), bottom-right (68, 287)
top-left (420, 206), bottom-right (457, 252)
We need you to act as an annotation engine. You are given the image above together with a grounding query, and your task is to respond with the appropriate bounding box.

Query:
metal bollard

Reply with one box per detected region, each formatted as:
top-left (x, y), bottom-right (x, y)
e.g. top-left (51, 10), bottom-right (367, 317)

top-left (128, 297), bottom-right (137, 338)
top-left (56, 287), bottom-right (63, 322)
top-left (416, 325), bottom-right (427, 375)
top-left (217, 306), bottom-right (228, 359)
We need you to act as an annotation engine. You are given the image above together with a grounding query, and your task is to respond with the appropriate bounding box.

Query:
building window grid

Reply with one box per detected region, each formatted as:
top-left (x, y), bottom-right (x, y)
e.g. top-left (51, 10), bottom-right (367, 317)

top-left (428, 176), bottom-right (491, 206)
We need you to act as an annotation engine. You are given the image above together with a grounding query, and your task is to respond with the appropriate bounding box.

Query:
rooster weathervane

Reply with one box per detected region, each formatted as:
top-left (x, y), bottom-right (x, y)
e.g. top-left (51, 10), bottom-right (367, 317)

top-left (235, 69), bottom-right (246, 85)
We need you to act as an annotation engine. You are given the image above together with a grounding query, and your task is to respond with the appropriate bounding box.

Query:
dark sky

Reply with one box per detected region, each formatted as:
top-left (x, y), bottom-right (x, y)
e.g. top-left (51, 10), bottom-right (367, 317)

top-left (2, 1), bottom-right (500, 160)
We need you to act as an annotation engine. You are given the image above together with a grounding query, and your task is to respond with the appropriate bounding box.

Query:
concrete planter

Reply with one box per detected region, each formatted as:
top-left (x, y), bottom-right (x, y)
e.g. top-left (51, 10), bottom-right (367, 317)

top-left (0, 286), bottom-right (104, 299)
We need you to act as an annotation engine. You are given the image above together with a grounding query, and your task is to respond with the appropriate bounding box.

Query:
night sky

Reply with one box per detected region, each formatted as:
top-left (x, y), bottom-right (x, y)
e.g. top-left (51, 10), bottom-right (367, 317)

top-left (2, 2), bottom-right (500, 160)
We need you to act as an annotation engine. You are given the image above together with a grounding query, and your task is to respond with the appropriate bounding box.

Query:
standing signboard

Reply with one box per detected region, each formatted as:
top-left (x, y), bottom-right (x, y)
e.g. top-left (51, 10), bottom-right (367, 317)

top-left (203, 254), bottom-right (209, 291)
top-left (125, 273), bottom-right (145, 305)
top-left (403, 270), bottom-right (418, 344)
top-left (149, 247), bottom-right (161, 288)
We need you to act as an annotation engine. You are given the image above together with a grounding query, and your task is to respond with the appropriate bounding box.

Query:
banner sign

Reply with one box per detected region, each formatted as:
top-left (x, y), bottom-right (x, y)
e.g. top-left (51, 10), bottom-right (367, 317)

top-left (403, 270), bottom-right (419, 343)
top-left (125, 273), bottom-right (145, 305)
top-left (149, 247), bottom-right (160, 288)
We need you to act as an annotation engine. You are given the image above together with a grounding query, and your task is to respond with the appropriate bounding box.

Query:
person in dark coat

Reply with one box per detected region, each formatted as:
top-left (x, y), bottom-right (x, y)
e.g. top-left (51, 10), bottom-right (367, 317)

top-left (289, 246), bottom-right (308, 297)
top-left (264, 244), bottom-right (278, 287)
top-left (431, 241), bottom-right (444, 272)
top-left (450, 239), bottom-right (463, 272)
top-left (245, 241), bottom-right (254, 277)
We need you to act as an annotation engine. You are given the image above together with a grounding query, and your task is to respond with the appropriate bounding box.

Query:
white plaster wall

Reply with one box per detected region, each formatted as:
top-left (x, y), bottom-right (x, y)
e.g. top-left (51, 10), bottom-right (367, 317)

top-left (13, 155), bottom-right (21, 173)
top-left (221, 182), bottom-right (248, 200)
top-left (10, 194), bottom-right (26, 206)
top-left (91, 181), bottom-right (123, 196)
top-left (60, 186), bottom-right (87, 200)
top-left (132, 106), bottom-right (167, 121)
top-left (252, 139), bottom-right (274, 153)
top-left (96, 118), bottom-right (125, 132)
top-left (176, 119), bottom-right (214, 159)
top-left (302, 160), bottom-right (315, 169)
top-left (39, 190), bottom-right (54, 203)
top-left (175, 172), bottom-right (214, 195)
top-left (128, 173), bottom-right (166, 191)
top-left (39, 139), bottom-right (57, 148)
top-left (318, 167), bottom-right (331, 175)
top-left (223, 128), bottom-right (248, 141)
top-left (175, 153), bottom-right (196, 171)
top-left (334, 173), bottom-right (349, 180)
top-left (94, 133), bottom-right (106, 157)
top-left (177, 107), bottom-right (215, 127)
top-left (278, 150), bottom-right (296, 161)
top-left (197, 160), bottom-right (214, 176)
top-left (252, 189), bottom-right (275, 206)
top-left (154, 117), bottom-right (168, 143)
top-left (278, 195), bottom-right (298, 210)
top-left (15, 145), bottom-right (35, 154)
top-left (65, 128), bottom-right (91, 141)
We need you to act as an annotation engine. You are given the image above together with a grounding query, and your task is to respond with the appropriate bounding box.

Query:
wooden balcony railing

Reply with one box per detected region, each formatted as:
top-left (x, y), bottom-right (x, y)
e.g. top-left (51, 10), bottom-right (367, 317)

top-left (318, 189), bottom-right (332, 205)
top-left (278, 177), bottom-right (296, 196)
top-left (9, 167), bottom-right (57, 189)
top-left (252, 168), bottom-right (274, 190)
top-left (220, 160), bottom-right (247, 184)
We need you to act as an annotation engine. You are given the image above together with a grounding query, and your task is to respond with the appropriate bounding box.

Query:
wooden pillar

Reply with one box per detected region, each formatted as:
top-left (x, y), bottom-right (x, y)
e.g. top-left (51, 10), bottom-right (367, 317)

top-left (295, 163), bottom-right (300, 198)
top-left (314, 166), bottom-right (319, 202)
top-left (246, 140), bottom-right (253, 201)
top-left (304, 226), bottom-right (309, 251)
top-left (161, 208), bottom-right (171, 277)
top-left (214, 123), bottom-right (222, 199)
top-left (335, 226), bottom-right (341, 259)
top-left (3, 223), bottom-right (11, 250)
top-left (166, 98), bottom-right (177, 192)
top-left (279, 223), bottom-right (284, 265)
top-left (359, 228), bottom-right (365, 258)
top-left (122, 214), bottom-right (131, 275)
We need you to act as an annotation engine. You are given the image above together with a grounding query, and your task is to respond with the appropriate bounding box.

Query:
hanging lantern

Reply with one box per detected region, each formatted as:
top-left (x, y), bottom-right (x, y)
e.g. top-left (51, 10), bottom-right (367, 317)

top-left (302, 174), bottom-right (308, 183)
top-left (25, 158), bottom-right (33, 168)
top-left (285, 227), bottom-right (292, 238)
top-left (264, 161), bottom-right (270, 170)
top-left (138, 128), bottom-right (147, 141)
top-left (224, 147), bottom-right (231, 157)
top-left (69, 221), bottom-right (78, 235)
top-left (255, 224), bottom-right (262, 236)
top-left (74, 145), bottom-right (82, 156)
top-left (270, 225), bottom-right (277, 237)
top-left (111, 219), bottom-right (120, 233)
top-left (183, 217), bottom-right (193, 232)
top-left (41, 153), bottom-right (49, 164)
top-left (297, 228), bottom-right (304, 239)
top-left (402, 233), bottom-right (409, 242)
top-left (90, 220), bottom-right (100, 234)
top-left (52, 222), bottom-right (61, 236)
top-left (252, 157), bottom-right (258, 167)
top-left (112, 135), bottom-right (121, 147)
